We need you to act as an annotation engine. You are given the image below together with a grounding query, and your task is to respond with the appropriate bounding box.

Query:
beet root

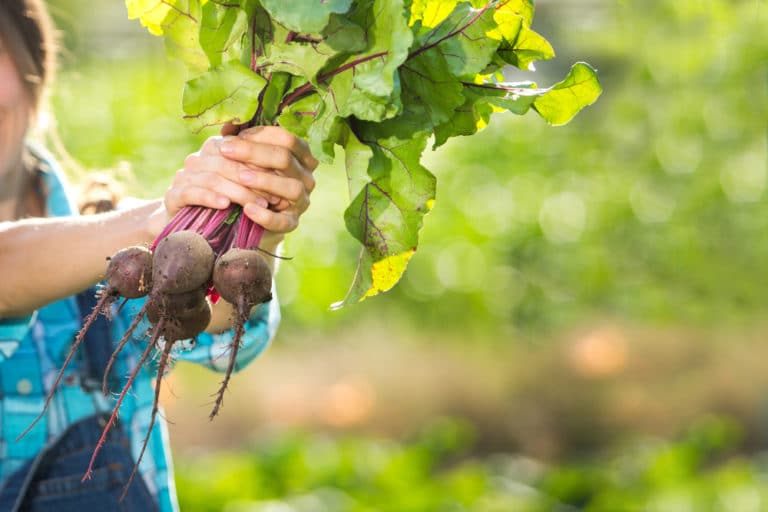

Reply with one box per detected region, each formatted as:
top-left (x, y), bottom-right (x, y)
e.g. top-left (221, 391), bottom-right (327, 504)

top-left (208, 248), bottom-right (272, 419)
top-left (83, 321), bottom-right (163, 483)
top-left (146, 288), bottom-right (207, 322)
top-left (152, 299), bottom-right (212, 343)
top-left (212, 248), bottom-right (272, 311)
top-left (105, 246), bottom-right (153, 299)
top-left (152, 231), bottom-right (215, 294)
top-left (120, 337), bottom-right (175, 502)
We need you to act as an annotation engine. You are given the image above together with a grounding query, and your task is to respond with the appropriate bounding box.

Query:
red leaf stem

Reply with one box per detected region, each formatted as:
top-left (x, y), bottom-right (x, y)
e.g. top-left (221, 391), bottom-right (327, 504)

top-left (277, 51), bottom-right (389, 114)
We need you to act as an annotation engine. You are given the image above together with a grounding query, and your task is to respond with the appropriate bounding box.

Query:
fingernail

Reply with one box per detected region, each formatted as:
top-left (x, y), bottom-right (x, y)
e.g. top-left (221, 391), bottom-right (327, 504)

top-left (255, 198), bottom-right (268, 208)
top-left (220, 138), bottom-right (236, 154)
top-left (216, 197), bottom-right (229, 208)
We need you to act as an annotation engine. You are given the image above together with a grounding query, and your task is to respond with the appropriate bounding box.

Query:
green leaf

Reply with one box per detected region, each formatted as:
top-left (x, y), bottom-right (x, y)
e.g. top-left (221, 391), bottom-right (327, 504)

top-left (533, 62), bottom-right (603, 125)
top-left (292, 0), bottom-right (412, 130)
top-left (432, 91), bottom-right (494, 148)
top-left (307, 90), bottom-right (348, 162)
top-left (276, 93), bottom-right (321, 138)
top-left (409, 0), bottom-right (458, 28)
top-left (199, 1), bottom-right (249, 67)
top-left (334, 132), bottom-right (436, 307)
top-left (436, 4), bottom-right (501, 78)
top-left (486, 5), bottom-right (523, 42)
top-left (268, 43), bottom-right (334, 84)
top-left (341, 127), bottom-right (374, 204)
top-left (395, 51), bottom-right (465, 133)
top-left (305, 0), bottom-right (412, 128)
top-left (323, 15), bottom-right (367, 53)
top-left (433, 81), bottom-right (539, 147)
top-left (326, 71), bottom-right (403, 123)
top-left (249, 2), bottom-right (275, 63)
top-left (182, 61), bottom-right (266, 131)
top-left (259, 0), bottom-right (353, 34)
top-left (508, 25), bottom-right (555, 71)
top-left (125, 0), bottom-right (209, 74)
top-left (476, 81), bottom-right (539, 113)
top-left (496, 0), bottom-right (535, 27)
top-left (125, 0), bottom-right (172, 35)
top-left (259, 72), bottom-right (292, 123)
top-left (342, 0), bottom-right (413, 100)
top-left (164, 1), bottom-right (208, 74)
top-left (125, 0), bottom-right (209, 73)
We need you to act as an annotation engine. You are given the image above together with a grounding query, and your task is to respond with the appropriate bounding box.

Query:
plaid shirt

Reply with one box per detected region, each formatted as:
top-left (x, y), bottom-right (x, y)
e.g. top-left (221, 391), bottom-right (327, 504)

top-left (0, 147), bottom-right (280, 511)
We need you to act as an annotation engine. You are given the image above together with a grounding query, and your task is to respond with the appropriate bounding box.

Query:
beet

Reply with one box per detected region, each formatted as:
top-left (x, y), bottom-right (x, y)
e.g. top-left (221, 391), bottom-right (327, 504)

top-left (146, 288), bottom-right (207, 324)
top-left (153, 299), bottom-right (212, 343)
top-left (152, 231), bottom-right (215, 294)
top-left (208, 248), bottom-right (273, 419)
top-left (212, 248), bottom-right (272, 310)
top-left (105, 246), bottom-right (152, 298)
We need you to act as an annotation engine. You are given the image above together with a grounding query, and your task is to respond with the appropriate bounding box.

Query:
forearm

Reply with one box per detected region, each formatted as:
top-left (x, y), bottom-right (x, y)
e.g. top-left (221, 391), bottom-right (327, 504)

top-left (0, 200), bottom-right (162, 317)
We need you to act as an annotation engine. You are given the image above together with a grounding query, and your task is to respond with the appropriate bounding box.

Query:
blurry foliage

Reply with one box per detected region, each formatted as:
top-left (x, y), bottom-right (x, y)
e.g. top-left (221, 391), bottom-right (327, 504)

top-left (174, 416), bottom-right (768, 512)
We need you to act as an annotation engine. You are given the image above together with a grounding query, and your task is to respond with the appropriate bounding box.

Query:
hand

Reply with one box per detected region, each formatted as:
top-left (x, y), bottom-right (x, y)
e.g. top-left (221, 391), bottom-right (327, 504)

top-left (164, 125), bottom-right (318, 237)
top-left (222, 126), bottom-right (318, 233)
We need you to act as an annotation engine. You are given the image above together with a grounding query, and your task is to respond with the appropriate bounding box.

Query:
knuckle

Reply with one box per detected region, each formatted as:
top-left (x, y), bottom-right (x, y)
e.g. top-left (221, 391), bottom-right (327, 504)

top-left (173, 169), bottom-right (188, 185)
top-left (205, 190), bottom-right (221, 205)
top-left (272, 147), bottom-right (293, 170)
top-left (180, 186), bottom-right (197, 204)
top-left (242, 189), bottom-right (262, 206)
top-left (305, 175), bottom-right (316, 193)
top-left (239, 126), bottom-right (260, 139)
top-left (218, 158), bottom-right (239, 180)
top-left (282, 131), bottom-right (300, 151)
top-left (255, 208), bottom-right (273, 227)
top-left (289, 181), bottom-right (304, 201)
top-left (183, 152), bottom-right (200, 170)
top-left (248, 172), bottom-right (266, 189)
top-left (164, 186), bottom-right (179, 205)
top-left (202, 172), bottom-right (221, 188)
top-left (202, 136), bottom-right (221, 154)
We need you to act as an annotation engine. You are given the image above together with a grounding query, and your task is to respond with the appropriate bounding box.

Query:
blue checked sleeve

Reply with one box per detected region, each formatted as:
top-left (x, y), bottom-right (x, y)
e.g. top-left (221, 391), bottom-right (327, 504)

top-left (174, 295), bottom-right (280, 372)
top-left (0, 313), bottom-right (36, 363)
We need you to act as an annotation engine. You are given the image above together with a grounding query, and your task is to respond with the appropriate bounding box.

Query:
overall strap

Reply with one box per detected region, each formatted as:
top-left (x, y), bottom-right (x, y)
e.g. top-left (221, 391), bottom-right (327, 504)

top-left (74, 288), bottom-right (116, 392)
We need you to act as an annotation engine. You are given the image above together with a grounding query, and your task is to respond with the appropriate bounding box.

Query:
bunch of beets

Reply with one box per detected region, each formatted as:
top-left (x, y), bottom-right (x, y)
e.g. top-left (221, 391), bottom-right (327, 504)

top-left (19, 203), bottom-right (273, 498)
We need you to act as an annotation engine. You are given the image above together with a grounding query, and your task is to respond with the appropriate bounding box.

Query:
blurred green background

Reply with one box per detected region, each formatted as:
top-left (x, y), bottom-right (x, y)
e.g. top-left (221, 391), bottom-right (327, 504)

top-left (42, 0), bottom-right (768, 510)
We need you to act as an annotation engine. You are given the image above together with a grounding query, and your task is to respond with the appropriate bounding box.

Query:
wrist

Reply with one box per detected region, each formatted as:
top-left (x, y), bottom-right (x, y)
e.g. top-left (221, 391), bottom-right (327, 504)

top-left (260, 231), bottom-right (284, 253)
top-left (137, 199), bottom-right (167, 242)
top-left (259, 231), bottom-right (284, 274)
